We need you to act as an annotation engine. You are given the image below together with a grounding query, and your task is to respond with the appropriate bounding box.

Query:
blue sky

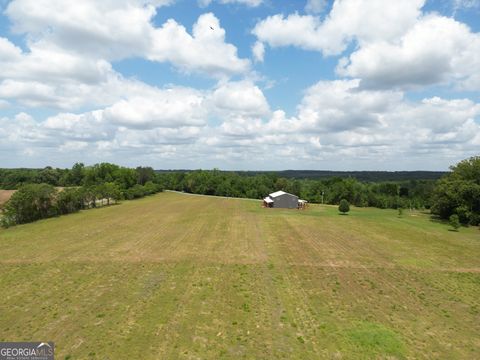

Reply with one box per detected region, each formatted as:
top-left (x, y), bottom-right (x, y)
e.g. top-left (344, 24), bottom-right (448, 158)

top-left (0, 0), bottom-right (479, 170)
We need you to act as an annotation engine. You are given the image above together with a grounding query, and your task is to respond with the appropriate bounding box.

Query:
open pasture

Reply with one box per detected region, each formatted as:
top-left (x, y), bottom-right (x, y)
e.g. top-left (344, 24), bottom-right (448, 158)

top-left (0, 192), bottom-right (478, 359)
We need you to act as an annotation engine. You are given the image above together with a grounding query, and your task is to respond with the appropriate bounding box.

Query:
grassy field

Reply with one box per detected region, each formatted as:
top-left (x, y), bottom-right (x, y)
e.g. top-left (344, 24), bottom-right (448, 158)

top-left (0, 192), bottom-right (478, 359)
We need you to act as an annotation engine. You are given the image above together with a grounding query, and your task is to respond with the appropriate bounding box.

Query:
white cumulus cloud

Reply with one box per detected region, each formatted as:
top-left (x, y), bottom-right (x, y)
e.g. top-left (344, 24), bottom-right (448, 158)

top-left (103, 88), bottom-right (207, 129)
top-left (211, 80), bottom-right (270, 117)
top-left (253, 0), bottom-right (425, 55)
top-left (149, 13), bottom-right (250, 77)
top-left (305, 0), bottom-right (327, 14)
top-left (198, 0), bottom-right (263, 7)
top-left (252, 41), bottom-right (265, 62)
top-left (338, 15), bottom-right (480, 90)
top-left (5, 1), bottom-right (250, 78)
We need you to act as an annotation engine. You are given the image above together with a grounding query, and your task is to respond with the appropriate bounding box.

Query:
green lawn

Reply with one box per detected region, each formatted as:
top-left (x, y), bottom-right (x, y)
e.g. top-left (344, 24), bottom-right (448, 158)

top-left (0, 192), bottom-right (478, 359)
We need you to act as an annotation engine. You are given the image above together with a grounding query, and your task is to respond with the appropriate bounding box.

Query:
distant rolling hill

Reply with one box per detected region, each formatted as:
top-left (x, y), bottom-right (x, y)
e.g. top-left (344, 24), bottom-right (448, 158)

top-left (259, 170), bottom-right (447, 182)
top-left (155, 170), bottom-right (447, 182)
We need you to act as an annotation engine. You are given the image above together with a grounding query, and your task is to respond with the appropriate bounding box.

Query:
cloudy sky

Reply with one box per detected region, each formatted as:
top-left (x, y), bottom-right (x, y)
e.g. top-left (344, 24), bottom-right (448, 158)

top-left (0, 0), bottom-right (479, 170)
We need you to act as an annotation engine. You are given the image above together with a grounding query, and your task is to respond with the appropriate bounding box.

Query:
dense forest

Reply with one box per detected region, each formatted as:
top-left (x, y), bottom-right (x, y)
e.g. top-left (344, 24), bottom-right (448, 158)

top-left (1, 156), bottom-right (479, 227)
top-left (187, 170), bottom-right (446, 182)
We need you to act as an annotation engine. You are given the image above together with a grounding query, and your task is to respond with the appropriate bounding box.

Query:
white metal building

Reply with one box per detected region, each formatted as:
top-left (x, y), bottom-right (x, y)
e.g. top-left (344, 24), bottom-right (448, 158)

top-left (263, 191), bottom-right (299, 209)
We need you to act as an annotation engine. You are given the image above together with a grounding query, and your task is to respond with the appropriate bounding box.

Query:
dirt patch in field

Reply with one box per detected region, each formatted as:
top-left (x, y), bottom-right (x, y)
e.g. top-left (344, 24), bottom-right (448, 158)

top-left (0, 190), bottom-right (15, 207)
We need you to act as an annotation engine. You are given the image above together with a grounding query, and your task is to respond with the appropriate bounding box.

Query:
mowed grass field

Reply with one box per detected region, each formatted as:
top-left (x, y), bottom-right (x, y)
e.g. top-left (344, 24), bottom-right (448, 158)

top-left (0, 192), bottom-right (479, 359)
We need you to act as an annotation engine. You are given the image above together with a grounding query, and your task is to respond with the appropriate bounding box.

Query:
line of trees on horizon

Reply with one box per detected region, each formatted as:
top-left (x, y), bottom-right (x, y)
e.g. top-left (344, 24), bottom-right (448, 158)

top-left (157, 169), bottom-right (436, 210)
top-left (1, 156), bottom-right (478, 227)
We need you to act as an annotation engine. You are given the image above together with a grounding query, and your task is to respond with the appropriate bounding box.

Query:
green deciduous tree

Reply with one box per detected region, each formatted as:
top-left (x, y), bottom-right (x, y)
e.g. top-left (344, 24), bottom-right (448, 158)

top-left (2, 184), bottom-right (56, 225)
top-left (56, 188), bottom-right (84, 214)
top-left (67, 162), bottom-right (85, 186)
top-left (104, 182), bottom-right (123, 204)
top-left (136, 166), bottom-right (155, 185)
top-left (431, 156), bottom-right (480, 225)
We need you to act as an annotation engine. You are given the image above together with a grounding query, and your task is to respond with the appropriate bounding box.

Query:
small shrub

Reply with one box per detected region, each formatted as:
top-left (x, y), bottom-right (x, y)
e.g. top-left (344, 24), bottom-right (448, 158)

top-left (339, 199), bottom-right (350, 214)
top-left (0, 216), bottom-right (13, 228)
top-left (449, 214), bottom-right (460, 231)
top-left (469, 213), bottom-right (480, 226)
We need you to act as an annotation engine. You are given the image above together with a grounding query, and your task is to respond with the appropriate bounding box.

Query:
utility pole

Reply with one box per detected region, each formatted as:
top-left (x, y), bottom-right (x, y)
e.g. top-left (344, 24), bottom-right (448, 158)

top-left (321, 191), bottom-right (324, 204)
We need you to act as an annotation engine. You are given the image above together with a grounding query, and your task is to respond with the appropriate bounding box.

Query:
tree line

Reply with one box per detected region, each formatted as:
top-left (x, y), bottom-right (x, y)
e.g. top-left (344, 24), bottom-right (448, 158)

top-left (1, 163), bottom-right (163, 227)
top-left (155, 156), bottom-right (479, 225)
top-left (1, 156), bottom-right (478, 227)
top-left (156, 169), bottom-right (435, 210)
top-left (235, 170), bottom-right (447, 182)
top-left (0, 163), bottom-right (160, 190)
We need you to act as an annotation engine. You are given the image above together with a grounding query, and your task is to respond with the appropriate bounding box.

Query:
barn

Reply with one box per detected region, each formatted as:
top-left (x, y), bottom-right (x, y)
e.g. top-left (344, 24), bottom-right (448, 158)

top-left (263, 191), bottom-right (299, 209)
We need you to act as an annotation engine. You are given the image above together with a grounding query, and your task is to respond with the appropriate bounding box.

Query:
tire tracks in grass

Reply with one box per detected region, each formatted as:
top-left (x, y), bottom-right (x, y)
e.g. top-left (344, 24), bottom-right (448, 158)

top-left (261, 214), bottom-right (333, 357)
top-left (263, 212), bottom-right (473, 357)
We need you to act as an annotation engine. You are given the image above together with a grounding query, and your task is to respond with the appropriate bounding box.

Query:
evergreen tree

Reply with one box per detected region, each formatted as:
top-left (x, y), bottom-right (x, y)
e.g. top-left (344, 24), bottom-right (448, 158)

top-left (339, 199), bottom-right (350, 214)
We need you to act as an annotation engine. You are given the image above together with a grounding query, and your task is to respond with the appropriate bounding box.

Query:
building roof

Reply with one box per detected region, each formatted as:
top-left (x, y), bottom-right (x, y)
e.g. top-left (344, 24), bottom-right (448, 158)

top-left (263, 197), bottom-right (274, 203)
top-left (269, 190), bottom-right (291, 198)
